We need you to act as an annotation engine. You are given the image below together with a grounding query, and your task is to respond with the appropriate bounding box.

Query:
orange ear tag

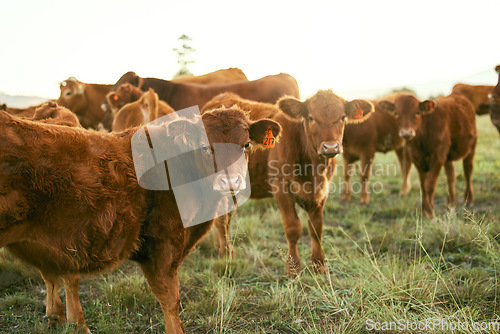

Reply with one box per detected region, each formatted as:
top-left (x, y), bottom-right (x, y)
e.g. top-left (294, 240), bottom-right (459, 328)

top-left (113, 95), bottom-right (119, 101)
top-left (353, 107), bottom-right (364, 119)
top-left (263, 129), bottom-right (275, 148)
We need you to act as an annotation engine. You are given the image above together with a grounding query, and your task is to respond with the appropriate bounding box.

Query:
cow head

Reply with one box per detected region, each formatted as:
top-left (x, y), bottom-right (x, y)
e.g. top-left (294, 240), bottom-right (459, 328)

top-left (490, 65), bottom-right (500, 134)
top-left (106, 83), bottom-right (144, 113)
top-left (32, 101), bottom-right (82, 127)
top-left (378, 94), bottom-right (435, 140)
top-left (278, 89), bottom-right (373, 157)
top-left (57, 77), bottom-right (86, 114)
top-left (166, 108), bottom-right (281, 196)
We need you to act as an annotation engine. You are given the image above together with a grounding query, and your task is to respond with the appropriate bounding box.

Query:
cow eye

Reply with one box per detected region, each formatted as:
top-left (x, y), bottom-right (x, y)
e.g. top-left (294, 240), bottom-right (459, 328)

top-left (65, 91), bottom-right (72, 97)
top-left (341, 115), bottom-right (346, 121)
top-left (244, 142), bottom-right (251, 149)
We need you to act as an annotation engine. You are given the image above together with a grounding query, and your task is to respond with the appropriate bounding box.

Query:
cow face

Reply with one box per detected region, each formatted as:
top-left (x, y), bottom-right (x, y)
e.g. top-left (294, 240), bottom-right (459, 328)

top-left (167, 108), bottom-right (281, 196)
top-left (57, 77), bottom-right (86, 113)
top-left (378, 94), bottom-right (435, 140)
top-left (106, 83), bottom-right (144, 113)
top-left (278, 89), bottom-right (373, 157)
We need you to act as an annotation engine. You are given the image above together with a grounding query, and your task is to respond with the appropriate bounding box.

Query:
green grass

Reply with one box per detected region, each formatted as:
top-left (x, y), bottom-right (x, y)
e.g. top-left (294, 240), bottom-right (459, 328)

top-left (1, 116), bottom-right (499, 333)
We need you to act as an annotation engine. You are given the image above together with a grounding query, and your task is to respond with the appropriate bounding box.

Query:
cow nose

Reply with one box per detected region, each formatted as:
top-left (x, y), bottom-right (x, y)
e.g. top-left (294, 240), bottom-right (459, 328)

top-left (320, 141), bottom-right (342, 157)
top-left (399, 128), bottom-right (416, 139)
top-left (214, 174), bottom-right (245, 195)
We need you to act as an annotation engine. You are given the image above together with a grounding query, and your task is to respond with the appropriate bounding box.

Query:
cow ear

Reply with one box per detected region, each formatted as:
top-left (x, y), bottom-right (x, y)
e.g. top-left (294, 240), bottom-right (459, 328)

top-left (495, 65), bottom-right (500, 74)
top-left (249, 119), bottom-right (282, 147)
top-left (377, 101), bottom-right (396, 115)
top-left (344, 99), bottom-right (374, 124)
top-left (76, 83), bottom-right (85, 95)
top-left (419, 100), bottom-right (435, 115)
top-left (278, 96), bottom-right (308, 119)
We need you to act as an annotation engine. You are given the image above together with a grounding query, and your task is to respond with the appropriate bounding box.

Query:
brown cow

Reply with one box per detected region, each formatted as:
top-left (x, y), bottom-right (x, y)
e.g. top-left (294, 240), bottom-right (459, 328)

top-left (106, 83), bottom-right (145, 113)
top-left (57, 77), bottom-right (113, 129)
top-left (342, 96), bottom-right (412, 204)
top-left (112, 71), bottom-right (300, 111)
top-left (452, 83), bottom-right (494, 115)
top-left (203, 90), bottom-right (373, 275)
top-left (378, 93), bottom-right (477, 218)
top-left (0, 107), bottom-right (280, 333)
top-left (172, 67), bottom-right (248, 85)
top-left (490, 65), bottom-right (500, 133)
top-left (4, 101), bottom-right (51, 119)
top-left (112, 89), bottom-right (175, 132)
top-left (32, 101), bottom-right (83, 127)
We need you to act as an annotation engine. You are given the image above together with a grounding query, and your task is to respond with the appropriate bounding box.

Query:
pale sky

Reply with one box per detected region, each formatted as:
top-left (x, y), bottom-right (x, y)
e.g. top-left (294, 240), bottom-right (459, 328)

top-left (1, 0), bottom-right (499, 100)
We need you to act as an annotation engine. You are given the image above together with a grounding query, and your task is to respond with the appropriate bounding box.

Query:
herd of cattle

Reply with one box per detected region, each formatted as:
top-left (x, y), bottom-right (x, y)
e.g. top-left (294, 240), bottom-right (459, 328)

top-left (1, 66), bottom-right (499, 333)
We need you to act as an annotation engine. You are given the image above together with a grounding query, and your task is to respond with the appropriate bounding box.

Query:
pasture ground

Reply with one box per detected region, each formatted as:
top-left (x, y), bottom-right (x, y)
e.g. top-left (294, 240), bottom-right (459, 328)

top-left (1, 116), bottom-right (499, 333)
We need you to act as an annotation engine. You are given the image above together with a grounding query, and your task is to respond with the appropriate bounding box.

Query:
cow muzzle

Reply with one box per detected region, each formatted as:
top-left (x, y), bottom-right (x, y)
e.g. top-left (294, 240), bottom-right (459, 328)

top-left (213, 174), bottom-right (246, 196)
top-left (399, 128), bottom-right (416, 139)
top-left (319, 141), bottom-right (342, 157)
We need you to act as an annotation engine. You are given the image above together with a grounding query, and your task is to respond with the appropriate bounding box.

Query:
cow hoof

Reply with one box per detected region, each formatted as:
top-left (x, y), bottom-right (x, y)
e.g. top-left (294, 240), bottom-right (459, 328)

top-left (341, 194), bottom-right (351, 202)
top-left (312, 262), bottom-right (326, 274)
top-left (46, 315), bottom-right (65, 327)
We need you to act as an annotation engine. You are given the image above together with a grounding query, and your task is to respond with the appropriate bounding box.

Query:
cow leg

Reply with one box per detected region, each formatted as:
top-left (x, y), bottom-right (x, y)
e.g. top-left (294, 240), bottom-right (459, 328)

top-left (463, 148), bottom-right (475, 204)
top-left (62, 274), bottom-right (90, 333)
top-left (420, 164), bottom-right (442, 218)
top-left (214, 210), bottom-right (236, 258)
top-left (341, 157), bottom-right (355, 202)
top-left (274, 191), bottom-right (302, 276)
top-left (396, 147), bottom-right (412, 195)
top-left (359, 153), bottom-right (373, 205)
top-left (444, 161), bottom-right (456, 207)
top-left (306, 201), bottom-right (325, 273)
top-left (39, 271), bottom-right (66, 327)
top-left (140, 253), bottom-right (184, 334)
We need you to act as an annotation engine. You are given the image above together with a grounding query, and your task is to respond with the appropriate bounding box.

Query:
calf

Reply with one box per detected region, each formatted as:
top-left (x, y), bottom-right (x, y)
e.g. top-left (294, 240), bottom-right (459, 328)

top-left (490, 65), bottom-right (500, 133)
top-left (0, 107), bottom-right (280, 333)
top-left (203, 90), bottom-right (373, 275)
top-left (112, 89), bottom-right (175, 132)
top-left (106, 83), bottom-right (145, 113)
top-left (57, 77), bottom-right (113, 129)
top-left (378, 93), bottom-right (477, 218)
top-left (342, 97), bottom-right (412, 204)
top-left (452, 83), bottom-right (494, 115)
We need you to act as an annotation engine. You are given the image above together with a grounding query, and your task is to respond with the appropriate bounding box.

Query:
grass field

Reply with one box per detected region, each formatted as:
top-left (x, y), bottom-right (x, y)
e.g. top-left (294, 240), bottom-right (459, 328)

top-left (1, 115), bottom-right (499, 333)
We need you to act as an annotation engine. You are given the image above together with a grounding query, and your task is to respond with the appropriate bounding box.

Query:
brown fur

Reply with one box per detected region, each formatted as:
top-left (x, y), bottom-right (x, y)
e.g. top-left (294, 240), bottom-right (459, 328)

top-left (57, 77), bottom-right (113, 130)
top-left (172, 68), bottom-right (248, 85)
top-left (32, 101), bottom-right (83, 127)
top-left (202, 90), bottom-right (373, 275)
top-left (112, 72), bottom-right (300, 111)
top-left (452, 83), bottom-right (494, 115)
top-left (0, 106), bottom-right (280, 333)
top-left (378, 93), bottom-right (477, 218)
top-left (342, 94), bottom-right (412, 204)
top-left (112, 89), bottom-right (175, 132)
top-left (490, 66), bottom-right (500, 133)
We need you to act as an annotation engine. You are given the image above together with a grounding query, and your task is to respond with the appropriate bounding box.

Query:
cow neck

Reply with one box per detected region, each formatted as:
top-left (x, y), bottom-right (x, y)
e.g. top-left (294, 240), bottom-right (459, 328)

top-left (289, 118), bottom-right (322, 168)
